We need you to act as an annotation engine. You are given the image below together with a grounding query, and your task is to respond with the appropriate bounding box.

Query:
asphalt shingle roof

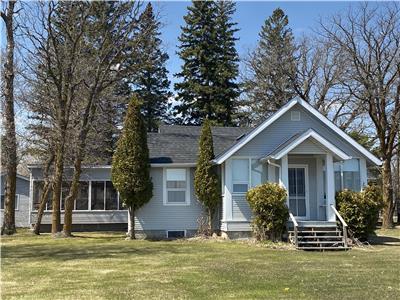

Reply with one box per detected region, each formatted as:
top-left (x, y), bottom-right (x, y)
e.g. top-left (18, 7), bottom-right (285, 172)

top-left (148, 125), bottom-right (250, 164)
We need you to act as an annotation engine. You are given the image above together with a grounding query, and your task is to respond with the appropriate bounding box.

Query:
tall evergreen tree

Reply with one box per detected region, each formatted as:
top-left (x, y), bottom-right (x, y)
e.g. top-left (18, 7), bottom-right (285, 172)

top-left (214, 1), bottom-right (240, 126)
top-left (131, 3), bottom-right (171, 132)
top-left (244, 8), bottom-right (296, 120)
top-left (174, 1), bottom-right (239, 125)
top-left (194, 119), bottom-right (220, 234)
top-left (111, 96), bottom-right (153, 240)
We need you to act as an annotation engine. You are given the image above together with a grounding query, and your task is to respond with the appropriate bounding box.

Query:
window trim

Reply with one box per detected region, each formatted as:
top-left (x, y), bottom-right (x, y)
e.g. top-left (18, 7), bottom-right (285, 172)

top-left (231, 157), bottom-right (261, 195)
top-left (163, 168), bottom-right (190, 206)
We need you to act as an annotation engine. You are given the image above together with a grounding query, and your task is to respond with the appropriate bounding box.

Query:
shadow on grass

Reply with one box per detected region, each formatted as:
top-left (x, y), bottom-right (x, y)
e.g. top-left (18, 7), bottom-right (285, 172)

top-left (368, 235), bottom-right (400, 246)
top-left (2, 236), bottom-right (189, 262)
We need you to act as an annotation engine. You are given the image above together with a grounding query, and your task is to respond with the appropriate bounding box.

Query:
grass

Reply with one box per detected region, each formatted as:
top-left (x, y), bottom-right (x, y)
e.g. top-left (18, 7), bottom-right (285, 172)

top-left (1, 228), bottom-right (400, 300)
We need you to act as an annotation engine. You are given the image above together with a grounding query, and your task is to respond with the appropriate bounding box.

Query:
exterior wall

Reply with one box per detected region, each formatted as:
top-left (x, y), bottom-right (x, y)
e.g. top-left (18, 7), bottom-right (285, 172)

top-left (235, 103), bottom-right (364, 159)
top-left (0, 175), bottom-right (30, 227)
top-left (30, 167), bottom-right (205, 237)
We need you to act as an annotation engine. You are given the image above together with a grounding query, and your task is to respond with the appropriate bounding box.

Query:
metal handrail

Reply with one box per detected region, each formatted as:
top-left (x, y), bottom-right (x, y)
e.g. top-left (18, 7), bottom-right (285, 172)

top-left (289, 213), bottom-right (298, 247)
top-left (330, 205), bottom-right (348, 247)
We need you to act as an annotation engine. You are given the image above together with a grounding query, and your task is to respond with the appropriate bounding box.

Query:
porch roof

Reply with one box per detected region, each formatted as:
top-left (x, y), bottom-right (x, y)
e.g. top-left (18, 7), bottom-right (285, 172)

top-left (260, 129), bottom-right (352, 161)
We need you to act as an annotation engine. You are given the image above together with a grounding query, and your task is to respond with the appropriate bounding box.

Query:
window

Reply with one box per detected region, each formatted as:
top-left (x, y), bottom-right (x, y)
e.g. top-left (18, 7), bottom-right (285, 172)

top-left (291, 111), bottom-right (301, 121)
top-left (75, 182), bottom-right (89, 210)
top-left (61, 181), bottom-right (71, 210)
top-left (331, 159), bottom-right (361, 192)
top-left (1, 194), bottom-right (19, 210)
top-left (165, 169), bottom-right (189, 205)
top-left (166, 230), bottom-right (186, 238)
top-left (232, 159), bottom-right (249, 193)
top-left (91, 181), bottom-right (105, 210)
top-left (32, 181), bottom-right (53, 211)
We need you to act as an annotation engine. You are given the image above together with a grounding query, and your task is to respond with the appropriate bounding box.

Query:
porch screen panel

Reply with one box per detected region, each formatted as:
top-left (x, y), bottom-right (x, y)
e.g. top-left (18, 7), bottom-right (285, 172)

top-left (343, 159), bottom-right (360, 191)
top-left (105, 181), bottom-right (118, 210)
top-left (76, 182), bottom-right (89, 210)
top-left (91, 181), bottom-right (105, 210)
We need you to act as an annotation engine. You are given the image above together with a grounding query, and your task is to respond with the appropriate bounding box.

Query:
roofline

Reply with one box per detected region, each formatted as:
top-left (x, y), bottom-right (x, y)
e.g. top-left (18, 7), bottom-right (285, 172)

top-left (262, 129), bottom-right (352, 161)
top-left (0, 172), bottom-right (29, 181)
top-left (213, 100), bottom-right (298, 164)
top-left (298, 99), bottom-right (382, 166)
top-left (27, 163), bottom-right (197, 170)
top-left (213, 98), bottom-right (382, 166)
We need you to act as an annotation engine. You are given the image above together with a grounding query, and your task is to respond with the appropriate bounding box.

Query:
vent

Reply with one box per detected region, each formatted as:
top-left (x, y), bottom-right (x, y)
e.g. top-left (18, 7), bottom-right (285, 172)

top-left (291, 111), bottom-right (301, 121)
top-left (166, 230), bottom-right (186, 239)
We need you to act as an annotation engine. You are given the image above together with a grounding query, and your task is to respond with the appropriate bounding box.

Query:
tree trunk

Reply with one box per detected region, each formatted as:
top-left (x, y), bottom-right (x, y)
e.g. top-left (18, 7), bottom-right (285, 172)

top-left (1, 0), bottom-right (17, 236)
top-left (51, 145), bottom-right (64, 235)
top-left (382, 158), bottom-right (394, 228)
top-left (127, 206), bottom-right (136, 240)
top-left (32, 152), bottom-right (54, 235)
top-left (33, 183), bottom-right (51, 235)
top-left (62, 160), bottom-right (82, 237)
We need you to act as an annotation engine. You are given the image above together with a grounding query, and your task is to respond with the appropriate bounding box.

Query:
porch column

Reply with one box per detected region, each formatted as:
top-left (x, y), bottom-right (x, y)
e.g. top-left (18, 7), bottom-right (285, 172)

top-left (359, 158), bottom-right (367, 189)
top-left (224, 158), bottom-right (233, 221)
top-left (326, 153), bottom-right (335, 221)
top-left (281, 155), bottom-right (289, 206)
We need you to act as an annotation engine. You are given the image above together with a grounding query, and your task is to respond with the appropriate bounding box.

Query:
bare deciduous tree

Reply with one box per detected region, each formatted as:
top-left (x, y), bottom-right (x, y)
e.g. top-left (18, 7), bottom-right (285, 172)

top-left (320, 3), bottom-right (400, 228)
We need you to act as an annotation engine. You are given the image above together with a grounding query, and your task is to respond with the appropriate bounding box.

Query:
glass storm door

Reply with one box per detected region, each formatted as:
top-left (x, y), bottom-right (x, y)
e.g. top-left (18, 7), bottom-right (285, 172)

top-left (288, 166), bottom-right (308, 219)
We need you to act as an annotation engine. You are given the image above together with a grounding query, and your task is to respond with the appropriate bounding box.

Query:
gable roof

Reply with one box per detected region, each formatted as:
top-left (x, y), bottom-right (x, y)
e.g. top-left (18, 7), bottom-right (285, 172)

top-left (213, 98), bottom-right (382, 166)
top-left (148, 126), bottom-right (250, 164)
top-left (261, 129), bottom-right (352, 161)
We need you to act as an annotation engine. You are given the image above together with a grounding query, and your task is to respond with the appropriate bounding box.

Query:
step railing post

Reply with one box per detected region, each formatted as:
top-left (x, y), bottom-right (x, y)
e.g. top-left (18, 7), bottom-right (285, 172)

top-left (289, 213), bottom-right (298, 248)
top-left (330, 205), bottom-right (348, 248)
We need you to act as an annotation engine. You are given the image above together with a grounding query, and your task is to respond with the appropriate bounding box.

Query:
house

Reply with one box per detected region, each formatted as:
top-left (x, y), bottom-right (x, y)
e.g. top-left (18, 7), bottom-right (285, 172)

top-left (28, 98), bottom-right (381, 239)
top-left (0, 172), bottom-right (30, 228)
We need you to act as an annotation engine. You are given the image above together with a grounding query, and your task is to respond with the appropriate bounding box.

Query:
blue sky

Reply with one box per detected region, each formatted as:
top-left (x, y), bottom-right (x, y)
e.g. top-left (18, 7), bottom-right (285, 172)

top-left (152, 1), bottom-right (356, 89)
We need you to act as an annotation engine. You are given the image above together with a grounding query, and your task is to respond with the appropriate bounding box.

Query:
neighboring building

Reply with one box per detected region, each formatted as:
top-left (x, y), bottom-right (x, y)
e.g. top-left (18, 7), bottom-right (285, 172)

top-left (28, 98), bottom-right (381, 238)
top-left (0, 173), bottom-right (30, 227)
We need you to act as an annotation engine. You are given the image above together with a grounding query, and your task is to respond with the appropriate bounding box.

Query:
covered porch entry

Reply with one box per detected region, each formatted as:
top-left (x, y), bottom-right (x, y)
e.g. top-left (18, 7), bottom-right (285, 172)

top-left (262, 129), bottom-right (353, 222)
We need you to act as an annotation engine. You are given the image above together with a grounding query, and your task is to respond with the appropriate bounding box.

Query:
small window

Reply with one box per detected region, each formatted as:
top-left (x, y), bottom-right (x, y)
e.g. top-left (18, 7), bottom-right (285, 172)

top-left (291, 111), bottom-right (301, 121)
top-left (165, 169), bottom-right (189, 205)
top-left (166, 230), bottom-right (186, 239)
top-left (232, 159), bottom-right (249, 193)
top-left (1, 194), bottom-right (19, 210)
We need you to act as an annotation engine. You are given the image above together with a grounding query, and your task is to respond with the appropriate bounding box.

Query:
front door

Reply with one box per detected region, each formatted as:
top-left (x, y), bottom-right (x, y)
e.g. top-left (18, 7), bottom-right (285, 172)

top-left (288, 165), bottom-right (309, 219)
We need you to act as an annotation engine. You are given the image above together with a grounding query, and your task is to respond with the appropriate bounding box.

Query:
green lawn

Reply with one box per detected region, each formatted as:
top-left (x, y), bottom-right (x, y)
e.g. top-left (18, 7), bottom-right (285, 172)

top-left (1, 228), bottom-right (400, 300)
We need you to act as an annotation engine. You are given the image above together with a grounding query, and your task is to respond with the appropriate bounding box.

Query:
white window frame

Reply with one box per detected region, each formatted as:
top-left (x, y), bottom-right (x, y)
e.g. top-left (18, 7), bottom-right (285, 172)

top-left (0, 194), bottom-right (19, 211)
top-left (163, 168), bottom-right (190, 206)
top-left (231, 157), bottom-right (262, 195)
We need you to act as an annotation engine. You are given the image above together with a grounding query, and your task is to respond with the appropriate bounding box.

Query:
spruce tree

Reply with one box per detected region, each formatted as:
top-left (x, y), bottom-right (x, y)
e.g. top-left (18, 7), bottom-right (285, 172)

top-left (214, 1), bottom-right (240, 126)
top-left (175, 1), bottom-right (239, 125)
top-left (131, 3), bottom-right (171, 132)
top-left (111, 96), bottom-right (153, 239)
top-left (244, 8), bottom-right (296, 120)
top-left (194, 119), bottom-right (220, 234)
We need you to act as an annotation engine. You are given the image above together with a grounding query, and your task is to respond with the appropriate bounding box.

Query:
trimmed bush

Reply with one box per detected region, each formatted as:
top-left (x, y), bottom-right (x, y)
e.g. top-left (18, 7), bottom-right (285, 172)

top-left (336, 184), bottom-right (383, 239)
top-left (246, 183), bottom-right (289, 241)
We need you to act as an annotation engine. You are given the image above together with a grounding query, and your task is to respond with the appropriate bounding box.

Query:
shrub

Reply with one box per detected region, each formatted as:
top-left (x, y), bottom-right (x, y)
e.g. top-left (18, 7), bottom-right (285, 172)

top-left (336, 184), bottom-right (383, 239)
top-left (246, 183), bottom-right (289, 241)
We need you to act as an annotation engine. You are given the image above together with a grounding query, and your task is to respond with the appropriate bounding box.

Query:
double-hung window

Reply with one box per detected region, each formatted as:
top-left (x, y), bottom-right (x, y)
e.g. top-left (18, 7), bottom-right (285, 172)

top-left (232, 159), bottom-right (250, 193)
top-left (165, 169), bottom-right (189, 205)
